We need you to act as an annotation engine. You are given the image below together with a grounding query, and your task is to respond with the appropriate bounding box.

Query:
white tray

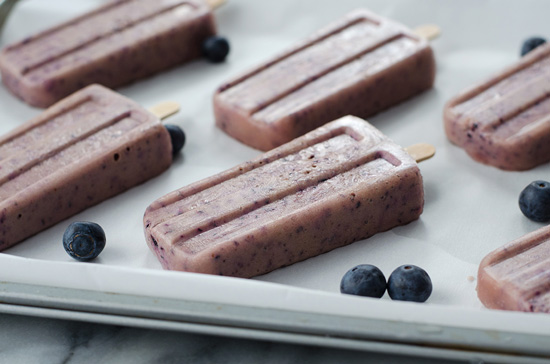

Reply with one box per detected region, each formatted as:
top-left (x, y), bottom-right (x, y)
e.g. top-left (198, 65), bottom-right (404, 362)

top-left (1, 0), bottom-right (550, 362)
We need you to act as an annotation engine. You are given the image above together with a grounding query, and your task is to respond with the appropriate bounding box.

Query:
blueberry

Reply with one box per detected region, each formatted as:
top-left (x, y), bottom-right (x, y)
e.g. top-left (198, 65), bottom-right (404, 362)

top-left (519, 180), bottom-right (550, 222)
top-left (63, 222), bottom-right (106, 262)
top-left (165, 124), bottom-right (185, 157)
top-left (340, 264), bottom-right (386, 298)
top-left (387, 265), bottom-right (432, 302)
top-left (202, 36), bottom-right (230, 63)
top-left (521, 37), bottom-right (547, 56)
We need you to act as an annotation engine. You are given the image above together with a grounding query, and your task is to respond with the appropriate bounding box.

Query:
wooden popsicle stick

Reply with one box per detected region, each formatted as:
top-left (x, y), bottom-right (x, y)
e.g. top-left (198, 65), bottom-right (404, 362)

top-left (413, 24), bottom-right (441, 41)
top-left (148, 101), bottom-right (181, 121)
top-left (206, 0), bottom-right (226, 10)
top-left (405, 143), bottom-right (436, 163)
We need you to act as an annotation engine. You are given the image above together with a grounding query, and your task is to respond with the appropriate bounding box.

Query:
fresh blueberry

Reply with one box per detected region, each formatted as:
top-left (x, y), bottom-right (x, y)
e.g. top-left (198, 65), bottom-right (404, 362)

top-left (202, 36), bottom-right (230, 63)
top-left (165, 124), bottom-right (185, 157)
top-left (521, 37), bottom-right (547, 56)
top-left (63, 222), bottom-right (106, 262)
top-left (387, 265), bottom-right (432, 302)
top-left (519, 180), bottom-right (550, 222)
top-left (340, 264), bottom-right (386, 298)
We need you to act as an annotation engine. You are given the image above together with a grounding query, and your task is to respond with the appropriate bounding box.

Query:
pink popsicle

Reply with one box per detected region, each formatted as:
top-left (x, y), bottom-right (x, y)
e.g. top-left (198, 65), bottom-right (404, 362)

top-left (0, 0), bottom-right (217, 108)
top-left (0, 84), bottom-right (173, 250)
top-left (213, 8), bottom-right (436, 151)
top-left (478, 225), bottom-right (550, 313)
top-left (444, 43), bottom-right (550, 171)
top-left (144, 115), bottom-right (424, 278)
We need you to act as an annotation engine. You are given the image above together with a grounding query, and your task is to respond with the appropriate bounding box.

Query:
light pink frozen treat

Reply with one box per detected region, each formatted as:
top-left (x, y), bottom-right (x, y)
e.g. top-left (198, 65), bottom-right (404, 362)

top-left (478, 225), bottom-right (550, 313)
top-left (0, 0), bottom-right (216, 108)
top-left (213, 8), bottom-right (435, 151)
top-left (444, 43), bottom-right (550, 171)
top-left (0, 84), bottom-right (173, 250)
top-left (144, 115), bottom-right (424, 278)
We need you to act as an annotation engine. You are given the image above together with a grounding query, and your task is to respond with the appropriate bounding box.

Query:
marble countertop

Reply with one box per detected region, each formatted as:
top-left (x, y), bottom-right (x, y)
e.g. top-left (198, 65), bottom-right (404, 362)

top-left (0, 313), bottom-right (466, 364)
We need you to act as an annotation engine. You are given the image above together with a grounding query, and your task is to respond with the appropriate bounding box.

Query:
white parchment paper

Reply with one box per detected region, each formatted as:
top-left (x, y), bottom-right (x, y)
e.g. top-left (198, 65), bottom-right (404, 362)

top-left (1, 0), bottom-right (550, 332)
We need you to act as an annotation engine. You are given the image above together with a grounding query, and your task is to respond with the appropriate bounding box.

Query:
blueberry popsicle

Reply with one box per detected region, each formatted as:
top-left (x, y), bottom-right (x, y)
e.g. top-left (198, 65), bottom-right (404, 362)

top-left (144, 115), bottom-right (425, 278)
top-left (444, 43), bottom-right (550, 171)
top-left (478, 225), bottom-right (550, 313)
top-left (213, 8), bottom-right (436, 151)
top-left (0, 0), bottom-right (218, 108)
top-left (0, 84), bottom-right (175, 250)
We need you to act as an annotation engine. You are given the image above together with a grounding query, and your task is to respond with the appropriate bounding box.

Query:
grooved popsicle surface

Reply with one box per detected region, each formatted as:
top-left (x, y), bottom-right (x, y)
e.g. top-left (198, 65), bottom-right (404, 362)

top-left (0, 0), bottom-right (216, 108)
top-left (444, 43), bottom-right (550, 170)
top-left (478, 225), bottom-right (550, 313)
top-left (0, 84), bottom-right (172, 250)
top-left (144, 116), bottom-right (424, 278)
top-left (214, 8), bottom-right (435, 151)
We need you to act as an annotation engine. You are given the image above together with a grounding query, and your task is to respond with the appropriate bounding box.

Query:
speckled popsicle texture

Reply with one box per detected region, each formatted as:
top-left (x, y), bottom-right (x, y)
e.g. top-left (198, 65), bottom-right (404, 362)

top-left (0, 0), bottom-right (216, 108)
top-left (144, 116), bottom-right (424, 278)
top-left (0, 84), bottom-right (172, 250)
top-left (213, 8), bottom-right (435, 151)
top-left (478, 225), bottom-right (550, 313)
top-left (444, 43), bottom-right (550, 171)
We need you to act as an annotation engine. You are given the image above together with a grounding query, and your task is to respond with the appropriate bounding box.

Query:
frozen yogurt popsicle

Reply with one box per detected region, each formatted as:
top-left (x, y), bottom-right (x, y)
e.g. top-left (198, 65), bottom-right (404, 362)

top-left (0, 0), bottom-right (217, 108)
top-left (444, 43), bottom-right (550, 171)
top-left (478, 225), bottom-right (550, 313)
top-left (0, 84), bottom-right (174, 250)
top-left (144, 115), bottom-right (425, 278)
top-left (213, 8), bottom-right (436, 151)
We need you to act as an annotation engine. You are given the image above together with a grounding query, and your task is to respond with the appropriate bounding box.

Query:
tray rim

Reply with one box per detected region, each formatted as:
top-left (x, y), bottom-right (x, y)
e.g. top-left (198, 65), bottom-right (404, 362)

top-left (2, 251), bottom-right (550, 364)
top-left (1, 280), bottom-right (549, 364)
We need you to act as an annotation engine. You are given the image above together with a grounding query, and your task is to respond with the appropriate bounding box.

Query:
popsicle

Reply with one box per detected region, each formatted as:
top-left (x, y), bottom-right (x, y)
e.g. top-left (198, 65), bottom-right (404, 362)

top-left (144, 115), bottom-right (427, 278)
top-left (213, 8), bottom-right (436, 151)
top-left (0, 84), bottom-right (177, 250)
top-left (0, 0), bottom-right (220, 108)
top-left (477, 225), bottom-right (550, 313)
top-left (444, 43), bottom-right (550, 171)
